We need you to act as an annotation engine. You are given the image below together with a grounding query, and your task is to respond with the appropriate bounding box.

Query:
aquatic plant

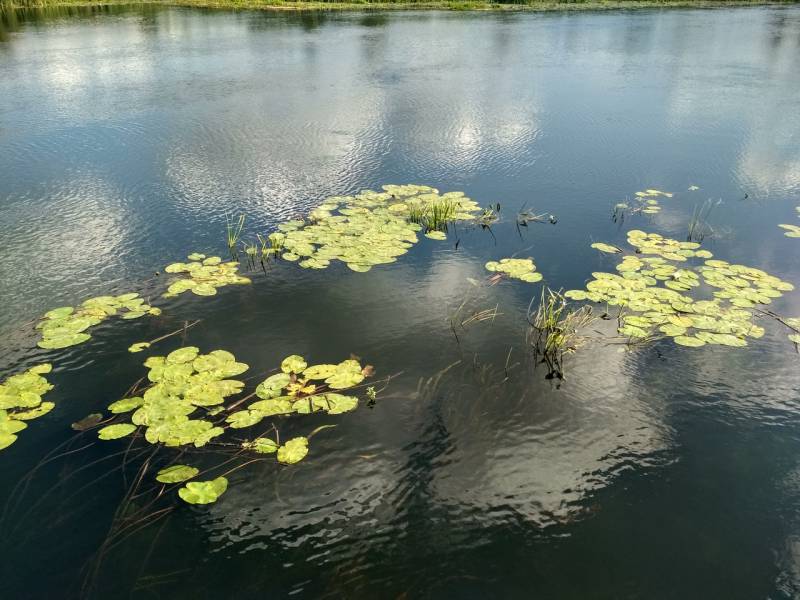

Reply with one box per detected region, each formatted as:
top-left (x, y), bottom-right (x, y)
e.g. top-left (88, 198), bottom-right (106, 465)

top-left (37, 294), bottom-right (160, 350)
top-left (779, 224), bottom-right (800, 238)
top-left (225, 213), bottom-right (246, 252)
top-left (0, 364), bottom-right (54, 451)
top-left (565, 230), bottom-right (794, 347)
top-left (591, 242), bottom-right (622, 254)
top-left (477, 204), bottom-right (500, 226)
top-left (780, 316), bottom-right (800, 345)
top-left (516, 205), bottom-right (556, 227)
top-left (613, 188), bottom-right (673, 220)
top-left (275, 185), bottom-right (480, 272)
top-left (94, 349), bottom-right (374, 504)
top-left (485, 257), bottom-right (543, 283)
top-left (163, 254), bottom-right (250, 297)
top-left (687, 198), bottom-right (721, 242)
top-left (527, 288), bottom-right (596, 380)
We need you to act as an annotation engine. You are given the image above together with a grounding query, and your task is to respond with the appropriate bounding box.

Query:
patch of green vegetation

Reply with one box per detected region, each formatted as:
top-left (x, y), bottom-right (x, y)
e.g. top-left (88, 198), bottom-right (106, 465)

top-left (565, 230), bottom-right (794, 347)
top-left (0, 364), bottom-right (55, 451)
top-left (274, 185), bottom-right (479, 272)
top-left (93, 349), bottom-right (374, 504)
top-left (528, 287), bottom-right (596, 380)
top-left (37, 294), bottom-right (160, 350)
top-left (163, 254), bottom-right (251, 297)
top-left (485, 257), bottom-right (543, 283)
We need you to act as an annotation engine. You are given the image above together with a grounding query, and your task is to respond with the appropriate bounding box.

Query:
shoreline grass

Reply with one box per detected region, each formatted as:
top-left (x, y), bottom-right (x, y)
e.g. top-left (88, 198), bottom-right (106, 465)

top-left (1, 0), bottom-right (797, 12)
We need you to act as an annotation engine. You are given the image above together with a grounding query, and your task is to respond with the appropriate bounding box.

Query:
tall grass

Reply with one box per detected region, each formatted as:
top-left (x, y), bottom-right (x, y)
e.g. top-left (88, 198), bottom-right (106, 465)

top-left (527, 287), bottom-right (596, 380)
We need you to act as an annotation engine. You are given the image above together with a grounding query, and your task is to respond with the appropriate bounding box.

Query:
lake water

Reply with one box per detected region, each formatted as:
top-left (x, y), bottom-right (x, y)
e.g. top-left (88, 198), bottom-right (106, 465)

top-left (1, 4), bottom-right (800, 598)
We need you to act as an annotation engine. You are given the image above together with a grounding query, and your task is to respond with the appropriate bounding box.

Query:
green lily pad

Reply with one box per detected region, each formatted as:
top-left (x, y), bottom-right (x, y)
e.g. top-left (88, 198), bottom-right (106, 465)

top-left (673, 336), bottom-right (706, 347)
top-left (591, 243), bottom-right (622, 254)
top-left (303, 364), bottom-right (338, 380)
top-left (226, 410), bottom-right (265, 429)
top-left (167, 347), bottom-right (200, 365)
top-left (128, 342), bottom-right (151, 353)
top-left (281, 355), bottom-right (307, 374)
top-left (243, 438), bottom-right (279, 454)
top-left (10, 402), bottom-right (55, 421)
top-left (98, 423), bottom-right (137, 440)
top-left (108, 397), bottom-right (144, 414)
top-left (249, 397), bottom-right (294, 416)
top-left (156, 464), bottom-right (199, 484)
top-left (425, 231), bottom-right (447, 241)
top-left (255, 373), bottom-right (291, 399)
top-left (178, 476), bottom-right (228, 505)
top-left (277, 437), bottom-right (309, 465)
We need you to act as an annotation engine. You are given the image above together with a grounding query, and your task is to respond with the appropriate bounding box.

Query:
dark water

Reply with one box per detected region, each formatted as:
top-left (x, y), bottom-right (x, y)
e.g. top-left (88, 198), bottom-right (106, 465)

top-left (1, 4), bottom-right (800, 598)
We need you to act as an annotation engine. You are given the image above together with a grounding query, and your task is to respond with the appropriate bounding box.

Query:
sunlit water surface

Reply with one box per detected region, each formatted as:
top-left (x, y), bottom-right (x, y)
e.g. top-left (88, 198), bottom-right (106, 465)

top-left (1, 5), bottom-right (800, 598)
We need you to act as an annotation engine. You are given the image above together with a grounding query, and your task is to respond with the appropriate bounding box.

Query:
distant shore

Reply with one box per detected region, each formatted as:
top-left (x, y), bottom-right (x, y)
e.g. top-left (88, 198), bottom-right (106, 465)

top-left (3, 0), bottom-right (797, 13)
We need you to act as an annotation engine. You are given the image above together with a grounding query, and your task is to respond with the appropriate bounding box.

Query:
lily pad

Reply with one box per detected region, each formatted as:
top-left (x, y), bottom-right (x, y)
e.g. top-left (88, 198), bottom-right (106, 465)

top-left (128, 342), bottom-right (151, 353)
top-left (277, 437), bottom-right (309, 465)
top-left (98, 423), bottom-right (137, 440)
top-left (178, 476), bottom-right (228, 505)
top-left (156, 464), bottom-right (199, 484)
top-left (243, 438), bottom-right (279, 454)
top-left (281, 355), bottom-right (307, 374)
top-left (591, 243), bottom-right (622, 254)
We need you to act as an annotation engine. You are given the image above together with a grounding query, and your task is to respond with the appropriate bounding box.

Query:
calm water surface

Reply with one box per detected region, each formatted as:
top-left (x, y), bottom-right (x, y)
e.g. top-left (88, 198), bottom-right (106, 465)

top-left (1, 5), bottom-right (800, 598)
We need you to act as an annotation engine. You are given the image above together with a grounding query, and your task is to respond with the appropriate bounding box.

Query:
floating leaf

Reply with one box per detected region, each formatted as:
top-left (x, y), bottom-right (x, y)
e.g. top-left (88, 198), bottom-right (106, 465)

top-left (108, 397), bottom-right (144, 414)
top-left (98, 423), bottom-right (137, 440)
top-left (255, 373), bottom-right (291, 399)
top-left (779, 224), bottom-right (800, 238)
top-left (10, 402), bottom-right (55, 421)
top-left (425, 231), bottom-right (447, 241)
top-left (281, 355), bottom-right (307, 374)
top-left (243, 438), bottom-right (279, 454)
top-left (277, 437), bottom-right (309, 465)
top-left (156, 464), bottom-right (199, 484)
top-left (673, 336), bottom-right (706, 347)
top-left (303, 364), bottom-right (338, 380)
top-left (226, 410), bottom-right (264, 429)
top-left (128, 342), bottom-right (151, 353)
top-left (485, 258), bottom-right (542, 283)
top-left (591, 243), bottom-right (622, 254)
top-left (178, 476), bottom-right (228, 504)
top-left (249, 397), bottom-right (294, 416)
top-left (166, 347), bottom-right (200, 365)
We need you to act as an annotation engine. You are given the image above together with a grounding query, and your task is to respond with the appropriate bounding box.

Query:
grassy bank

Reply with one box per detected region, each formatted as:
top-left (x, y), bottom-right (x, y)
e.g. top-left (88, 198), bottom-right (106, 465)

top-left (1, 0), bottom-right (796, 12)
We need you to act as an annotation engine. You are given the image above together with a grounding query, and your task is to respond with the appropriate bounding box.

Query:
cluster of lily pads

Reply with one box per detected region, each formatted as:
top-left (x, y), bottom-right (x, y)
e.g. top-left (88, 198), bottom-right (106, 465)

top-left (485, 258), bottom-right (543, 283)
top-left (567, 230), bottom-right (794, 347)
top-left (615, 189), bottom-right (673, 216)
top-left (779, 207), bottom-right (800, 238)
top-left (0, 364), bottom-right (54, 451)
top-left (163, 253), bottom-right (251, 297)
top-left (95, 349), bottom-right (371, 504)
top-left (276, 185), bottom-right (480, 272)
top-left (37, 294), bottom-right (160, 350)
top-left (226, 354), bottom-right (364, 430)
